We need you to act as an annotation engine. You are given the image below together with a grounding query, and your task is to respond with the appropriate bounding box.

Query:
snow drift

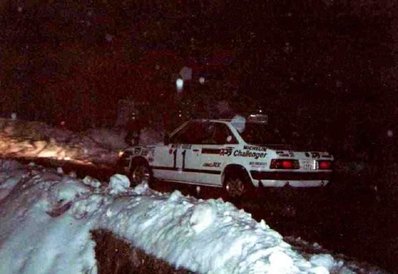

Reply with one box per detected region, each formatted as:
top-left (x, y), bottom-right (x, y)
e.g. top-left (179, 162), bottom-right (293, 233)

top-left (0, 160), bottom-right (385, 274)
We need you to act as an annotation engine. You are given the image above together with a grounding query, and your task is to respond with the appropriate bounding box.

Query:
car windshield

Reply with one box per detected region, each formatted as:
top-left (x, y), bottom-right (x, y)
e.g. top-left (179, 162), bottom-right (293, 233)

top-left (237, 122), bottom-right (288, 145)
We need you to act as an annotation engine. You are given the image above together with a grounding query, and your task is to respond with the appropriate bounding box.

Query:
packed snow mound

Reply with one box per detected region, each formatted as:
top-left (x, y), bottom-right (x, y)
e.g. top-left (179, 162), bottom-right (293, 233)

top-left (0, 160), bottom-right (385, 274)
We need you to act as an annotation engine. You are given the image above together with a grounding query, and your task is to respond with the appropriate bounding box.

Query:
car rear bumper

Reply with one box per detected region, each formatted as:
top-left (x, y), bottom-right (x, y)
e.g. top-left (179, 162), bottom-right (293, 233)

top-left (257, 180), bottom-right (329, 187)
top-left (250, 170), bottom-right (331, 187)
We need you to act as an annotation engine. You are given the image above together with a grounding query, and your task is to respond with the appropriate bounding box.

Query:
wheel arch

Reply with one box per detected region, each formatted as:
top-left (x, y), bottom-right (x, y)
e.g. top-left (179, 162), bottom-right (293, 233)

top-left (129, 156), bottom-right (149, 170)
top-left (222, 164), bottom-right (251, 186)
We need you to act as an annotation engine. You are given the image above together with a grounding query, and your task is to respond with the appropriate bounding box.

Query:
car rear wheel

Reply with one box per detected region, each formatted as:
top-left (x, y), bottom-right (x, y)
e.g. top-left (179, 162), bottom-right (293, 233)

top-left (225, 177), bottom-right (245, 198)
top-left (223, 169), bottom-right (252, 199)
top-left (129, 160), bottom-right (152, 186)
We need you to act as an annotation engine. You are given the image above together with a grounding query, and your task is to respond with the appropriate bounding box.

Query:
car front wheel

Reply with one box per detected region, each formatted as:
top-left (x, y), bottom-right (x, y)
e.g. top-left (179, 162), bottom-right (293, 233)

top-left (129, 161), bottom-right (152, 186)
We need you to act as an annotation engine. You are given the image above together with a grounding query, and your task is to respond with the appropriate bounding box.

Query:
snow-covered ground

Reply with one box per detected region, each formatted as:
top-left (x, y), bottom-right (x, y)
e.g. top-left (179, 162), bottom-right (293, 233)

top-left (0, 118), bottom-right (120, 165)
top-left (0, 118), bottom-right (162, 166)
top-left (0, 118), bottom-right (388, 273)
top-left (0, 159), bottom-right (386, 274)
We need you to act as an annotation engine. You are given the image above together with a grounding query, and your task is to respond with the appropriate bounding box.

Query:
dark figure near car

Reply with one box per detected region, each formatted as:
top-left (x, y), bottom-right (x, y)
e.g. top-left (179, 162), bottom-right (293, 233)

top-left (125, 112), bottom-right (143, 146)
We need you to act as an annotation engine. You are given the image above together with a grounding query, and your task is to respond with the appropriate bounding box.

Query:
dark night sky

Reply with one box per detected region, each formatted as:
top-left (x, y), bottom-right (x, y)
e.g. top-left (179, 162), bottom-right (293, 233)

top-left (1, 2), bottom-right (398, 271)
top-left (1, 0), bottom-right (397, 156)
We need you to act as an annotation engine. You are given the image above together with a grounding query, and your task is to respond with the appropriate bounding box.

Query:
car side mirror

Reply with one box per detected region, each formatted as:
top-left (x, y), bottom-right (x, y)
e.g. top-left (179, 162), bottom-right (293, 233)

top-left (164, 134), bottom-right (170, 145)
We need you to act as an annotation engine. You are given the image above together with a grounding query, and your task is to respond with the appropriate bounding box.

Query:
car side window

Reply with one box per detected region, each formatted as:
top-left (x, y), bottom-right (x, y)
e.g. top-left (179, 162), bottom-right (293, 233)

top-left (202, 123), bottom-right (237, 145)
top-left (170, 122), bottom-right (207, 144)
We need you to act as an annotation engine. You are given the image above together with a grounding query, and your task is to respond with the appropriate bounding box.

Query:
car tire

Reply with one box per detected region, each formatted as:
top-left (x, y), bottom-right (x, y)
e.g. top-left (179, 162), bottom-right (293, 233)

top-left (129, 160), bottom-right (152, 187)
top-left (223, 169), bottom-right (252, 199)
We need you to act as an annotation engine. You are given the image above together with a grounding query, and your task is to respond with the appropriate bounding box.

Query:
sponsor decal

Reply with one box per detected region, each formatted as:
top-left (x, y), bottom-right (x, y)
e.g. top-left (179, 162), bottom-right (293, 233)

top-left (276, 150), bottom-right (294, 157)
top-left (233, 150), bottom-right (266, 159)
top-left (244, 145), bottom-right (267, 152)
top-left (202, 148), bottom-right (221, 154)
top-left (203, 162), bottom-right (221, 168)
top-left (220, 147), bottom-right (233, 156)
top-left (249, 161), bottom-right (267, 167)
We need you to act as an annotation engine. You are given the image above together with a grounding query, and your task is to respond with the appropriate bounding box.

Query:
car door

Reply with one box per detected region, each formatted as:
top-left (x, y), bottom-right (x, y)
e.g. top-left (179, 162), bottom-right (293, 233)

top-left (151, 143), bottom-right (179, 182)
top-left (180, 122), bottom-right (237, 186)
top-left (154, 121), bottom-right (205, 183)
top-left (170, 121), bottom-right (208, 183)
top-left (151, 121), bottom-right (193, 182)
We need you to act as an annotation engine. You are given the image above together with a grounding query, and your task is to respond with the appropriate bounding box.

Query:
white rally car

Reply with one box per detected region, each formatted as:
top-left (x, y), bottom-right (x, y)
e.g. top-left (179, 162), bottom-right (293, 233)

top-left (117, 115), bottom-right (333, 197)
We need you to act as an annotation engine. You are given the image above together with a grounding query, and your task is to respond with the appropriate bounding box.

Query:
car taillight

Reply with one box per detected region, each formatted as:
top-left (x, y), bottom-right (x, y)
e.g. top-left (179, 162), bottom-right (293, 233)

top-left (318, 160), bottom-right (332, 170)
top-left (270, 159), bottom-right (300, 169)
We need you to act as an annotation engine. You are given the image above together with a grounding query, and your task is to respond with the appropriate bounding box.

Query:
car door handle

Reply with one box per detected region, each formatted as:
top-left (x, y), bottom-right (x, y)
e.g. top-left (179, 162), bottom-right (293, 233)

top-left (193, 149), bottom-right (200, 152)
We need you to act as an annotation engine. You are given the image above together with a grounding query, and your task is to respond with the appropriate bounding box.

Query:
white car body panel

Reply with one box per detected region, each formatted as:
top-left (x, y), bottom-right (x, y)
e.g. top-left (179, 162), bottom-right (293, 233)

top-left (120, 119), bottom-right (333, 188)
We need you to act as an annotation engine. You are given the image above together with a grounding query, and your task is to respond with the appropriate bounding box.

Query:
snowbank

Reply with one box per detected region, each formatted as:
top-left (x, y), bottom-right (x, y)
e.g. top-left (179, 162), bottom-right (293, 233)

top-left (0, 160), bottom-right (385, 274)
top-left (0, 118), bottom-right (163, 166)
top-left (0, 118), bottom-right (120, 165)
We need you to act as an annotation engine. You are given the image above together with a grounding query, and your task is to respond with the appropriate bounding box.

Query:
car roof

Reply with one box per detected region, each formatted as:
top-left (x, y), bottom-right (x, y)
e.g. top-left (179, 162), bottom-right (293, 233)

top-left (190, 115), bottom-right (268, 125)
top-left (190, 118), bottom-right (231, 123)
